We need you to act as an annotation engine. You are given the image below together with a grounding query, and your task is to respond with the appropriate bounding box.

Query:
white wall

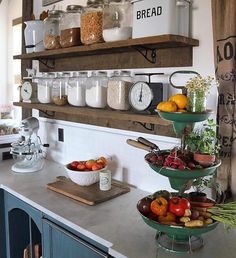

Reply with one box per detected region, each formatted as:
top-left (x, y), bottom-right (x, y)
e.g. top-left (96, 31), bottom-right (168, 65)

top-left (33, 0), bottom-right (216, 193)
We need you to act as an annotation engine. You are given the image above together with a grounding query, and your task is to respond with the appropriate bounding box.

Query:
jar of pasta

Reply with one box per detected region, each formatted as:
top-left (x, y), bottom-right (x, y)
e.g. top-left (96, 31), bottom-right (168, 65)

top-left (81, 0), bottom-right (104, 45)
top-left (43, 10), bottom-right (64, 50)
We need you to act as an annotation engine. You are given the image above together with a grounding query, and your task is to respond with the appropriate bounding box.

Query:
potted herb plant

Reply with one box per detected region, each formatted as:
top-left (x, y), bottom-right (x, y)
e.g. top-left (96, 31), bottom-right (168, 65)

top-left (185, 75), bottom-right (216, 112)
top-left (185, 119), bottom-right (220, 167)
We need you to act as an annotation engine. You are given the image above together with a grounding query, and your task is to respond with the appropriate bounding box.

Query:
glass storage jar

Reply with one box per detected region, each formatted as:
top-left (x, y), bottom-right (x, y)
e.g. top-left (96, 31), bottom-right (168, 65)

top-left (107, 70), bottom-right (133, 110)
top-left (187, 91), bottom-right (207, 112)
top-left (37, 72), bottom-right (55, 104)
top-left (52, 72), bottom-right (70, 106)
top-left (86, 71), bottom-right (108, 108)
top-left (43, 10), bottom-right (64, 50)
top-left (68, 72), bottom-right (87, 106)
top-left (60, 5), bottom-right (83, 48)
top-left (81, 0), bottom-right (104, 45)
top-left (103, 0), bottom-right (132, 42)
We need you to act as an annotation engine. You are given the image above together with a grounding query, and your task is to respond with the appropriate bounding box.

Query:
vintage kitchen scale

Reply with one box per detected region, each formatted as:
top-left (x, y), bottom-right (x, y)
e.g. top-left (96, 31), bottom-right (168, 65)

top-left (129, 73), bottom-right (168, 113)
top-left (127, 70), bottom-right (221, 254)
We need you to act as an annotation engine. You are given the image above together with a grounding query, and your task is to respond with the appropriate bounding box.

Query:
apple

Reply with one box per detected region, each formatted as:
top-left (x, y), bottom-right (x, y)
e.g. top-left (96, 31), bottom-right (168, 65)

top-left (85, 159), bottom-right (96, 170)
top-left (77, 163), bottom-right (86, 171)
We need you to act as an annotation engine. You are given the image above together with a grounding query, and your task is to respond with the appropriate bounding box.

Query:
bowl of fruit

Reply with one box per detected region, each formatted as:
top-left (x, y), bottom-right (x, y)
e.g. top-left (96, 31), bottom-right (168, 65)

top-left (65, 156), bottom-right (108, 186)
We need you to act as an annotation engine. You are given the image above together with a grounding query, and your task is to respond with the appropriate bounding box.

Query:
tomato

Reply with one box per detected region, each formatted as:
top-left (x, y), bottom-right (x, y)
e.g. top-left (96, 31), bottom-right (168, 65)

top-left (77, 163), bottom-right (86, 171)
top-left (169, 197), bottom-right (190, 217)
top-left (91, 162), bottom-right (103, 171)
top-left (85, 159), bottom-right (96, 170)
top-left (96, 156), bottom-right (108, 166)
top-left (137, 197), bottom-right (153, 216)
top-left (158, 212), bottom-right (176, 223)
top-left (70, 161), bottom-right (79, 170)
top-left (150, 197), bottom-right (168, 216)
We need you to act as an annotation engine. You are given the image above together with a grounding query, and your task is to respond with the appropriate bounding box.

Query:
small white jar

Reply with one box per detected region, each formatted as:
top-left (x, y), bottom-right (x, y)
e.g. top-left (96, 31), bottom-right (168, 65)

top-left (86, 71), bottom-right (108, 108)
top-left (99, 169), bottom-right (111, 191)
top-left (68, 72), bottom-right (87, 106)
top-left (37, 72), bottom-right (55, 104)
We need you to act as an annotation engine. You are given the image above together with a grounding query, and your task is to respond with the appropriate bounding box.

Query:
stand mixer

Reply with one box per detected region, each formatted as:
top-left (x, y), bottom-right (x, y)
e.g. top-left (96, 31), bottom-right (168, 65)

top-left (10, 117), bottom-right (48, 173)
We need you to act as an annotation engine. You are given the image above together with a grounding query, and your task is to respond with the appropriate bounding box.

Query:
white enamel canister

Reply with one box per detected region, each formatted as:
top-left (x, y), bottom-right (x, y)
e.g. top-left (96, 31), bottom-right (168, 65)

top-left (24, 20), bottom-right (45, 53)
top-left (132, 0), bottom-right (191, 39)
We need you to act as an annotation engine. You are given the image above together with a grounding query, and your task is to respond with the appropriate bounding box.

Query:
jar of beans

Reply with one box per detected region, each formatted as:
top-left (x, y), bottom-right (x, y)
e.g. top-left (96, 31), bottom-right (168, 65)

top-left (52, 72), bottom-right (70, 106)
top-left (43, 10), bottom-right (64, 50)
top-left (60, 5), bottom-right (83, 48)
top-left (107, 71), bottom-right (133, 110)
top-left (81, 0), bottom-right (104, 45)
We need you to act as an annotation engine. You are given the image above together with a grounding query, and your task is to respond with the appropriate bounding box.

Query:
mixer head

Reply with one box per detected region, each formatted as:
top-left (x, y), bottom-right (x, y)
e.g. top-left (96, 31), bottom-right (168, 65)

top-left (20, 117), bottom-right (39, 137)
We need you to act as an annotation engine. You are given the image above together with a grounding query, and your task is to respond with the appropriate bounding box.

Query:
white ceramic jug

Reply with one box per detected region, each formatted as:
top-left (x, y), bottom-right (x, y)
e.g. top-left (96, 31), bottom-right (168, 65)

top-left (24, 20), bottom-right (44, 53)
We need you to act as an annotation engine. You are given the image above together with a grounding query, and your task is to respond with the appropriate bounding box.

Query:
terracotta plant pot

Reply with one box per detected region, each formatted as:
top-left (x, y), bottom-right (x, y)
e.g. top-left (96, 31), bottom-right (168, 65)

top-left (193, 153), bottom-right (216, 167)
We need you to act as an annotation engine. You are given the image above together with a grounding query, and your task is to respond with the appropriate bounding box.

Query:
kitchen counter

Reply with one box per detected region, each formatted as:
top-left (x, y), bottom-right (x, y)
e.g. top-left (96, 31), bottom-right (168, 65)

top-left (0, 159), bottom-right (235, 258)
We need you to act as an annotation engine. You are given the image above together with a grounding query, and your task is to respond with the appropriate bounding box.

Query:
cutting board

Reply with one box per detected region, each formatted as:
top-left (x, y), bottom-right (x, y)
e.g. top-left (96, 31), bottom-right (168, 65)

top-left (47, 176), bottom-right (130, 206)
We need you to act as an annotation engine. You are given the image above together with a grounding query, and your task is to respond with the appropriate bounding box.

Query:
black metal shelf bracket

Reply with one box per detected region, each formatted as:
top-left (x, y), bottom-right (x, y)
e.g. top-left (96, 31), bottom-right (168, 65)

top-left (135, 122), bottom-right (155, 131)
top-left (39, 109), bottom-right (55, 118)
top-left (38, 59), bottom-right (55, 70)
top-left (132, 46), bottom-right (157, 64)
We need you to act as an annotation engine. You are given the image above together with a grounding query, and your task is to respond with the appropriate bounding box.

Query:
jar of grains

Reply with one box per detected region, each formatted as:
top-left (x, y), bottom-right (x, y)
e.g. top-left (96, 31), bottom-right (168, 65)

top-left (68, 71), bottom-right (88, 106)
top-left (103, 0), bottom-right (132, 42)
top-left (86, 71), bottom-right (108, 108)
top-left (52, 72), bottom-right (70, 106)
top-left (37, 72), bottom-right (55, 104)
top-left (107, 70), bottom-right (133, 110)
top-left (80, 0), bottom-right (104, 45)
top-left (60, 5), bottom-right (83, 48)
top-left (43, 10), bottom-right (64, 50)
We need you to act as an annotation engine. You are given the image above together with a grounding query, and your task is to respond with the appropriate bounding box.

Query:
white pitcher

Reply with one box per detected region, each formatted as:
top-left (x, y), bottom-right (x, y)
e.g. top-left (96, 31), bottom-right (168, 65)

top-left (24, 20), bottom-right (44, 53)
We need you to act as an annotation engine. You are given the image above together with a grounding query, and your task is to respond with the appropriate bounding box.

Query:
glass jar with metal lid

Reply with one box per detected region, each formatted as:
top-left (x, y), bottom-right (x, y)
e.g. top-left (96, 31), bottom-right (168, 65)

top-left (60, 5), bottom-right (83, 48)
top-left (81, 0), bottom-right (104, 45)
top-left (86, 71), bottom-right (108, 108)
top-left (107, 70), bottom-right (133, 110)
top-left (37, 72), bottom-right (55, 104)
top-left (43, 10), bottom-right (64, 50)
top-left (52, 72), bottom-right (70, 106)
top-left (103, 0), bottom-right (132, 42)
top-left (68, 72), bottom-right (87, 106)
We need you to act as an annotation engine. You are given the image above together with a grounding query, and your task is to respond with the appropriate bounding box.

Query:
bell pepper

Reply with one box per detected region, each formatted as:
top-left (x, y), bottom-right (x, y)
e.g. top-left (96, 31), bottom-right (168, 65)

top-left (169, 197), bottom-right (190, 217)
top-left (150, 197), bottom-right (168, 216)
top-left (158, 212), bottom-right (176, 223)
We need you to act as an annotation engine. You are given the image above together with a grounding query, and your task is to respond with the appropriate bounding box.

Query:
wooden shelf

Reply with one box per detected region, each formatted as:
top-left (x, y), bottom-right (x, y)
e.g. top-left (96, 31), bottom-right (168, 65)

top-left (14, 35), bottom-right (199, 60)
top-left (14, 102), bottom-right (175, 136)
top-left (14, 35), bottom-right (199, 71)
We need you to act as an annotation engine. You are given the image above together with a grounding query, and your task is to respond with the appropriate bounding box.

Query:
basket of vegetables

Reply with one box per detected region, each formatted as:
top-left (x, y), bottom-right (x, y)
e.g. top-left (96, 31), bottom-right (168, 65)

top-left (137, 190), bottom-right (236, 246)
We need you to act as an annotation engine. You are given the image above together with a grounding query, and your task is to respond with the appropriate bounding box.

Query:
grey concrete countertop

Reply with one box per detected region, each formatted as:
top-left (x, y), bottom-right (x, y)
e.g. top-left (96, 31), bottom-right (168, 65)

top-left (0, 159), bottom-right (235, 258)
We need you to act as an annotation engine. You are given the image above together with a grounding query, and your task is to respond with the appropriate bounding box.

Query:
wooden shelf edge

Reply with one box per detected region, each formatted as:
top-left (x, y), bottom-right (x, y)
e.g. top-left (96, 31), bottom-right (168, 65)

top-left (13, 102), bottom-right (171, 126)
top-left (14, 35), bottom-right (199, 60)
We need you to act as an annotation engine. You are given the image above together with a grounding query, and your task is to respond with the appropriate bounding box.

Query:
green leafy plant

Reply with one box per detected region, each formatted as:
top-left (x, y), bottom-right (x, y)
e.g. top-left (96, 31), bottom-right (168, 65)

top-left (192, 176), bottom-right (222, 195)
top-left (185, 119), bottom-right (221, 155)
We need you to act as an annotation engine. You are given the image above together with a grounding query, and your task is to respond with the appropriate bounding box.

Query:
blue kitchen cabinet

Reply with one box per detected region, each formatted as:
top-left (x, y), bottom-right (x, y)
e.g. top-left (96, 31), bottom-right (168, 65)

top-left (42, 218), bottom-right (111, 258)
top-left (3, 191), bottom-right (112, 258)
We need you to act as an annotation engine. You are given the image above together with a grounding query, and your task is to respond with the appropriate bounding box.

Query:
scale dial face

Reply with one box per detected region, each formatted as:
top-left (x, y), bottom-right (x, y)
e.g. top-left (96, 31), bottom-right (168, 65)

top-left (21, 81), bottom-right (32, 101)
top-left (129, 81), bottom-right (154, 111)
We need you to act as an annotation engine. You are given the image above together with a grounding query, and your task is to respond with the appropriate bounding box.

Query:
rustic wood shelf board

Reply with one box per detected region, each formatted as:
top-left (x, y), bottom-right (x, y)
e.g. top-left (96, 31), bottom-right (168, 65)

top-left (13, 102), bottom-right (171, 126)
top-left (14, 35), bottom-right (199, 60)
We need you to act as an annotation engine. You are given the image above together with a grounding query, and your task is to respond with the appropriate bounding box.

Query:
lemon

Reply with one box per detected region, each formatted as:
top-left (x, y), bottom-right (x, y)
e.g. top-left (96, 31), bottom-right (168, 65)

top-left (157, 101), bottom-right (178, 112)
top-left (169, 94), bottom-right (188, 109)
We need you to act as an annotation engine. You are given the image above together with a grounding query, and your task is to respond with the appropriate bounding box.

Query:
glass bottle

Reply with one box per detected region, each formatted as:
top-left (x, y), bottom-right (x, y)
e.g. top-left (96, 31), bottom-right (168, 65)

top-left (103, 0), bottom-right (132, 42)
top-left (52, 72), bottom-right (70, 106)
top-left (107, 70), bottom-right (133, 110)
top-left (187, 91), bottom-right (207, 112)
top-left (81, 0), bottom-right (104, 45)
top-left (37, 72), bottom-right (55, 104)
top-left (86, 71), bottom-right (108, 108)
top-left (60, 5), bottom-right (83, 48)
top-left (43, 10), bottom-right (64, 50)
top-left (68, 72), bottom-right (87, 106)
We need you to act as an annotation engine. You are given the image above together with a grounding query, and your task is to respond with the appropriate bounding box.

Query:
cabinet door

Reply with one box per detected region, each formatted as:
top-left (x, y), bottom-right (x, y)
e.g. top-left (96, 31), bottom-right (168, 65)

top-left (42, 219), bottom-right (110, 258)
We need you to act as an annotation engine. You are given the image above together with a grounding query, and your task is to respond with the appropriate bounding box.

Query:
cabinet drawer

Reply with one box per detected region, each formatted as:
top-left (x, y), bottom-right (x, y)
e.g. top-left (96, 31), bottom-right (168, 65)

top-left (42, 218), bottom-right (111, 258)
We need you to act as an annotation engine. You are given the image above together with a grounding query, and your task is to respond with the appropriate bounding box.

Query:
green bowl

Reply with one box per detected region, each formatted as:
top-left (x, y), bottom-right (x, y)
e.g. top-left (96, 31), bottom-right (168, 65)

top-left (156, 110), bottom-right (213, 135)
top-left (137, 195), bottom-right (218, 242)
top-left (145, 152), bottom-right (221, 191)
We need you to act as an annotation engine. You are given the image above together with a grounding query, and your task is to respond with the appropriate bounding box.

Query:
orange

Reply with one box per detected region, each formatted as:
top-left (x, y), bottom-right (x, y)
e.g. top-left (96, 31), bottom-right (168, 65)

top-left (157, 101), bottom-right (178, 112)
top-left (169, 94), bottom-right (187, 109)
top-left (177, 109), bottom-right (187, 112)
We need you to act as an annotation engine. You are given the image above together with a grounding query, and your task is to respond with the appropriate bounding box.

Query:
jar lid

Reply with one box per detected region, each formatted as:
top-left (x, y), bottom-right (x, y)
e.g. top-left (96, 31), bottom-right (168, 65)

top-left (87, 0), bottom-right (104, 6)
top-left (66, 5), bottom-right (83, 12)
top-left (71, 71), bottom-right (88, 77)
top-left (48, 10), bottom-right (64, 17)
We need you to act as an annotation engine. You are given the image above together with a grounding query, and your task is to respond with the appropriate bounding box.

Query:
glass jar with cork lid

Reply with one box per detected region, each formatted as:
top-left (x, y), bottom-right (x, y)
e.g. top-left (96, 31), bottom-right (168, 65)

top-left (60, 5), bottom-right (83, 48)
top-left (81, 0), bottom-right (104, 45)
